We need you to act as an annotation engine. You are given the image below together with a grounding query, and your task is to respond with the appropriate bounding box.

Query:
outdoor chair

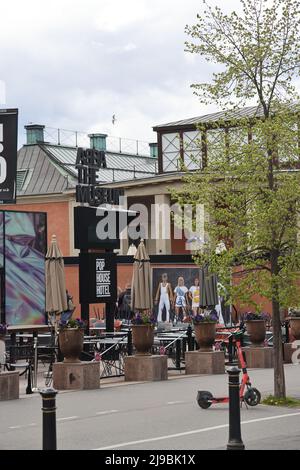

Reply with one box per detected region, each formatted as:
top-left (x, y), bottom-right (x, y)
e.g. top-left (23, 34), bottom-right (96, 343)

top-left (0, 340), bottom-right (34, 394)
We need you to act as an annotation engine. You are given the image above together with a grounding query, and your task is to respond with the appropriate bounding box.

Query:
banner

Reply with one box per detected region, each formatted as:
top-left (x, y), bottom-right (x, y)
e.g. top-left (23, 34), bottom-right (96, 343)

top-left (0, 109), bottom-right (18, 203)
top-left (3, 211), bottom-right (47, 325)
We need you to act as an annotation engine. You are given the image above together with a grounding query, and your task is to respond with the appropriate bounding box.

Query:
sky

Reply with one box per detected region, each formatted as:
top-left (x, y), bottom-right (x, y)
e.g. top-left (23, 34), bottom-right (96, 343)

top-left (0, 0), bottom-right (240, 146)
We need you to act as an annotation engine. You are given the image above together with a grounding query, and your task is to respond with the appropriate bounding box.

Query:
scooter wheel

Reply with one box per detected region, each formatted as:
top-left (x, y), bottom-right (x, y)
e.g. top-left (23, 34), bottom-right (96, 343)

top-left (197, 391), bottom-right (213, 409)
top-left (244, 387), bottom-right (261, 406)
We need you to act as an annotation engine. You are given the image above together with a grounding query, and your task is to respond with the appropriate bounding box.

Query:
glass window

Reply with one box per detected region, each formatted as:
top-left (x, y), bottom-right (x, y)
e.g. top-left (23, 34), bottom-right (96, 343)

top-left (162, 133), bottom-right (180, 153)
top-left (183, 131), bottom-right (202, 169)
top-left (162, 133), bottom-right (180, 172)
top-left (228, 127), bottom-right (249, 147)
top-left (206, 128), bottom-right (226, 162)
top-left (163, 151), bottom-right (180, 172)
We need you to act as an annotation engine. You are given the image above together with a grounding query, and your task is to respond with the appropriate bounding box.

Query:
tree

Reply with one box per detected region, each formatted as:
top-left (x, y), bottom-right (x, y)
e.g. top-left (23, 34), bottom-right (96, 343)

top-left (173, 0), bottom-right (300, 398)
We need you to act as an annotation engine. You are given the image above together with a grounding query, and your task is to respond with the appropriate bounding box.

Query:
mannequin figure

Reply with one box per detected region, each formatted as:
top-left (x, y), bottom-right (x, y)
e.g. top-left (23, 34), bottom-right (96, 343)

top-left (155, 273), bottom-right (173, 323)
top-left (174, 276), bottom-right (188, 323)
top-left (189, 277), bottom-right (200, 315)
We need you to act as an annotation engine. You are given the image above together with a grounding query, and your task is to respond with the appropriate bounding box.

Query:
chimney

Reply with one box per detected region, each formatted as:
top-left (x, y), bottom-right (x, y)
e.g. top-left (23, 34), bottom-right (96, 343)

top-left (25, 124), bottom-right (45, 144)
top-left (88, 133), bottom-right (107, 151)
top-left (149, 142), bottom-right (158, 158)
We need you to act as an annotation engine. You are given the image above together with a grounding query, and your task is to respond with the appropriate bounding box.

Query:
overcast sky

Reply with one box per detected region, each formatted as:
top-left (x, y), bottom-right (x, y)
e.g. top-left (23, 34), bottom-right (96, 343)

top-left (0, 0), bottom-right (240, 146)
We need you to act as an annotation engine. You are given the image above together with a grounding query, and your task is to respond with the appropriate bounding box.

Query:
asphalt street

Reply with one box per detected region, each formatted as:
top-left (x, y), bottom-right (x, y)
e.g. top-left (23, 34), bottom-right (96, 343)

top-left (1, 364), bottom-right (300, 450)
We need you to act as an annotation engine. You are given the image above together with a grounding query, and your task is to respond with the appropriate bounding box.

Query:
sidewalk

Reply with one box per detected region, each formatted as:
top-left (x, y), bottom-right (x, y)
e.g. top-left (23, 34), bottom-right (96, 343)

top-left (19, 361), bottom-right (300, 399)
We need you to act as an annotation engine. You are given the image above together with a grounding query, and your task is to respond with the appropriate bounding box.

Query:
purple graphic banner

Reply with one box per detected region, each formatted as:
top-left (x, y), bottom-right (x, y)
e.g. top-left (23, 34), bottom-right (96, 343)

top-left (1, 211), bottom-right (46, 325)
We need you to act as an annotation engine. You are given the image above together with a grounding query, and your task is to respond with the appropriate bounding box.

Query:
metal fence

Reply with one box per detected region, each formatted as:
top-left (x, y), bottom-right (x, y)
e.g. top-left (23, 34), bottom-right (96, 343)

top-left (27, 126), bottom-right (152, 157)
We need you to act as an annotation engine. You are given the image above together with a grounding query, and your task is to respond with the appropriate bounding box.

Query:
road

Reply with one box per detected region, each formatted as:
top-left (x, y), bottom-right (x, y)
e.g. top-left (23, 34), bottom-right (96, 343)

top-left (1, 364), bottom-right (300, 450)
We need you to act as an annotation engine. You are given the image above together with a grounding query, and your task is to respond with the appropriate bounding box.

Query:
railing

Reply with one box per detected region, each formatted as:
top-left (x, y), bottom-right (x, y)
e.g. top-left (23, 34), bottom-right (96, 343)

top-left (25, 126), bottom-right (152, 157)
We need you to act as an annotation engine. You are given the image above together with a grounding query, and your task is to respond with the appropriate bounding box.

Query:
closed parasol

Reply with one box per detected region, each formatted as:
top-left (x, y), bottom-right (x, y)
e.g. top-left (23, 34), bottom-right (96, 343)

top-left (45, 235), bottom-right (68, 321)
top-left (131, 239), bottom-right (152, 311)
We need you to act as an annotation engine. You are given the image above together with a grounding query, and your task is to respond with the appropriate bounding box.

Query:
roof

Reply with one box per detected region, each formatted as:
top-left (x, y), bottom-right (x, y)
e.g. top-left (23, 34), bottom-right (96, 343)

top-left (153, 105), bottom-right (264, 130)
top-left (16, 142), bottom-right (157, 196)
top-left (98, 171), bottom-right (185, 189)
top-left (17, 144), bottom-right (75, 196)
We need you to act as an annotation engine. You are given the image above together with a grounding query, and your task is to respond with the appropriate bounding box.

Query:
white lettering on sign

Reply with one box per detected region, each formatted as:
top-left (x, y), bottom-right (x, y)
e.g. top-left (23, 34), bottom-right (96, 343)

top-left (96, 285), bottom-right (111, 296)
top-left (95, 258), bottom-right (111, 298)
top-left (96, 272), bottom-right (111, 284)
top-left (96, 259), bottom-right (105, 271)
top-left (0, 124), bottom-right (7, 184)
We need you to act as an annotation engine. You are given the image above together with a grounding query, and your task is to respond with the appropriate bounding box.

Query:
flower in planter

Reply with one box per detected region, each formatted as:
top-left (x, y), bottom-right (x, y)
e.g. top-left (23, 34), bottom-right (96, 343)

top-left (242, 311), bottom-right (270, 321)
top-left (193, 310), bottom-right (219, 324)
top-left (58, 318), bottom-right (85, 330)
top-left (131, 312), bottom-right (156, 326)
top-left (0, 323), bottom-right (7, 336)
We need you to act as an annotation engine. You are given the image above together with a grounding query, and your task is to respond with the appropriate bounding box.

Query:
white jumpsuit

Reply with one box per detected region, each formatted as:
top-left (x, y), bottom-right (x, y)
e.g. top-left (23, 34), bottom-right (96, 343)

top-left (157, 283), bottom-right (170, 323)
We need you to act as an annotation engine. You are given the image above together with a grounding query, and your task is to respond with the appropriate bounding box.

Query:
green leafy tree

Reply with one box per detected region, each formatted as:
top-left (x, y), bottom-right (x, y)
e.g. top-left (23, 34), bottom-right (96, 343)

top-left (173, 0), bottom-right (300, 398)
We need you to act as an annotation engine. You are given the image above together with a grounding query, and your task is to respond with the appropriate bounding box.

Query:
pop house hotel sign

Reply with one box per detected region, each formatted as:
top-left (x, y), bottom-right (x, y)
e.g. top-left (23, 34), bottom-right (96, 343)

top-left (95, 257), bottom-right (112, 298)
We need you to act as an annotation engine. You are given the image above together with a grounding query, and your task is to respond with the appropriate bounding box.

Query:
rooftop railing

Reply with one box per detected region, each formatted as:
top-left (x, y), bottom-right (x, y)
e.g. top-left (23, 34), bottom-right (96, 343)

top-left (24, 126), bottom-right (152, 157)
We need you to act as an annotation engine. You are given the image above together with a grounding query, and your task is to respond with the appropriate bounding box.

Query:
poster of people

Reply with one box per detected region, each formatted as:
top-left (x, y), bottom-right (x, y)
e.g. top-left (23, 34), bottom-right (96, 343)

top-left (152, 267), bottom-right (201, 323)
top-left (152, 267), bottom-right (231, 324)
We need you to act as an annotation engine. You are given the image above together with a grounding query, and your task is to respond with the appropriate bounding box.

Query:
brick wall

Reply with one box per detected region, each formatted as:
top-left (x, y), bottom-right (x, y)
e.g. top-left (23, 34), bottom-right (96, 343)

top-left (0, 201), bottom-right (71, 255)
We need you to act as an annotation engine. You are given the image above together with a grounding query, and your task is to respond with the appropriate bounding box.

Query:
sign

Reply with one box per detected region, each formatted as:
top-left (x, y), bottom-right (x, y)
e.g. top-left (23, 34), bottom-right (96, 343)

top-left (75, 147), bottom-right (123, 205)
top-left (76, 185), bottom-right (123, 206)
top-left (74, 206), bottom-right (138, 250)
top-left (79, 252), bottom-right (117, 304)
top-left (0, 109), bottom-right (18, 203)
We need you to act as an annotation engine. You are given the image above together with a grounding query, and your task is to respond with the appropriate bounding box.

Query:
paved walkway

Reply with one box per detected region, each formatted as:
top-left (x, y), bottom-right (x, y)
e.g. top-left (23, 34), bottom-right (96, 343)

top-left (2, 364), bottom-right (299, 450)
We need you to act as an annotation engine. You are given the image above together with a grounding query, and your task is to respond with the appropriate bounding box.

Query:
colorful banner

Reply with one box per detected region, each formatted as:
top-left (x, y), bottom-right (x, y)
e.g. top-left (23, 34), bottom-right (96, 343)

top-left (2, 211), bottom-right (46, 325)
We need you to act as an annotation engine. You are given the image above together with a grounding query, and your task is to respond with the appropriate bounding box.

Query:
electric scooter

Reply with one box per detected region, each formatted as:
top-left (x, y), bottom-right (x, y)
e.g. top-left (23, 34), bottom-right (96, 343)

top-left (197, 329), bottom-right (261, 409)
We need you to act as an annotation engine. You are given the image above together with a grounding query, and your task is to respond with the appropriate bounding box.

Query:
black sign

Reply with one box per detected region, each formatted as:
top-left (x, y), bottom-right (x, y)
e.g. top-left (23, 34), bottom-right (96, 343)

top-left (74, 206), bottom-right (137, 250)
top-left (75, 147), bottom-right (123, 206)
top-left (76, 185), bottom-right (123, 206)
top-left (79, 252), bottom-right (117, 304)
top-left (0, 109), bottom-right (18, 203)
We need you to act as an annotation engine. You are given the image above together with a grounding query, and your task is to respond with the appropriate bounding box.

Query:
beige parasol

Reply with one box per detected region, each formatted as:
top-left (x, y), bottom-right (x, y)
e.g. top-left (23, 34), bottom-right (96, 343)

top-left (45, 234), bottom-right (68, 323)
top-left (131, 239), bottom-right (152, 312)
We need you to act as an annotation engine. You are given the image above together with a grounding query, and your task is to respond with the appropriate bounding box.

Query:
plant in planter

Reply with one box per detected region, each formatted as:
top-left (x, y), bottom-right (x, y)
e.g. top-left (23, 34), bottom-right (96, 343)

top-left (193, 311), bottom-right (219, 351)
top-left (58, 318), bottom-right (85, 363)
top-left (288, 308), bottom-right (300, 340)
top-left (131, 312), bottom-right (156, 356)
top-left (243, 312), bottom-right (270, 347)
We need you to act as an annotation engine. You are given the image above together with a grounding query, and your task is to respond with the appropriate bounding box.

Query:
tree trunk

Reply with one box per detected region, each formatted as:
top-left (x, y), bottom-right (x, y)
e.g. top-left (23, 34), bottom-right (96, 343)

top-left (270, 247), bottom-right (286, 399)
top-left (271, 297), bottom-right (286, 398)
top-left (266, 131), bottom-right (286, 398)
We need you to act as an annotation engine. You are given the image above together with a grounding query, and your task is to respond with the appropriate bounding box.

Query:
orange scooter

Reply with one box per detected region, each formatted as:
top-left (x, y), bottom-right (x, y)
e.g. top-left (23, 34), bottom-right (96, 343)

top-left (197, 329), bottom-right (261, 409)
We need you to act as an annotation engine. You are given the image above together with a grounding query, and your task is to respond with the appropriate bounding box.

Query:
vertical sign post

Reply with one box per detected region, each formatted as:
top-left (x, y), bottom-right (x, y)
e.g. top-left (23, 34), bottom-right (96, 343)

top-left (79, 252), bottom-right (117, 332)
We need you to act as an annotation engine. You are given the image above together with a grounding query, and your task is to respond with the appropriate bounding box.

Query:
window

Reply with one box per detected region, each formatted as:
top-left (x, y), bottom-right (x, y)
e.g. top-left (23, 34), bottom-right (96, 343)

top-left (183, 131), bottom-right (202, 170)
top-left (16, 169), bottom-right (29, 192)
top-left (206, 128), bottom-right (226, 162)
top-left (162, 133), bottom-right (180, 172)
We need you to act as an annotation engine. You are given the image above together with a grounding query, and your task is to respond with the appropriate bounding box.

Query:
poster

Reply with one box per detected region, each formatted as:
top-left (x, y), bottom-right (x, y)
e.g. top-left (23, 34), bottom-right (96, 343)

top-left (152, 267), bottom-right (200, 300)
top-left (2, 211), bottom-right (46, 325)
top-left (152, 267), bottom-right (201, 321)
